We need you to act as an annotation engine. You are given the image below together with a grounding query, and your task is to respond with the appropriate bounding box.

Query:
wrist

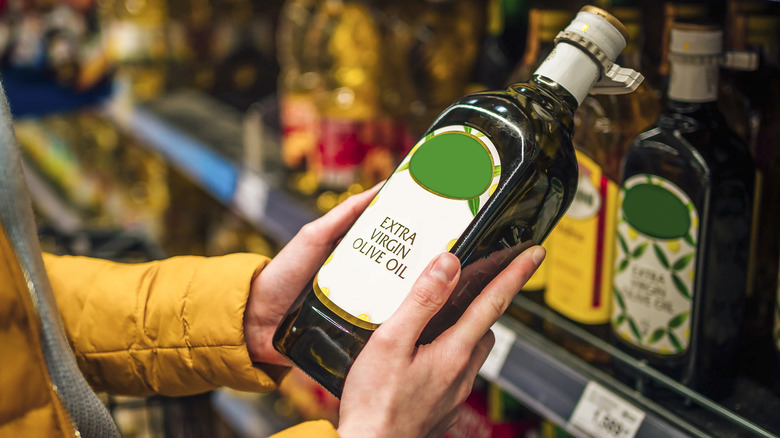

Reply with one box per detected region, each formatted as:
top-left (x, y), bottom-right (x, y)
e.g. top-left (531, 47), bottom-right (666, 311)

top-left (244, 277), bottom-right (292, 367)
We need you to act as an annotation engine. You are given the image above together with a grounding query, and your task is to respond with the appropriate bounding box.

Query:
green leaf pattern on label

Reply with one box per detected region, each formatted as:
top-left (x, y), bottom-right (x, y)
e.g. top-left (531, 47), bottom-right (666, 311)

top-left (611, 174), bottom-right (698, 355)
top-left (468, 198), bottom-right (480, 216)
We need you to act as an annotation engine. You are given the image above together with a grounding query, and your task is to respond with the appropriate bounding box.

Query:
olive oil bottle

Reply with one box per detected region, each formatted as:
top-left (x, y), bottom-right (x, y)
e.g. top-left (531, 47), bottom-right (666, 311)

top-left (273, 5), bottom-right (643, 397)
top-left (610, 24), bottom-right (756, 400)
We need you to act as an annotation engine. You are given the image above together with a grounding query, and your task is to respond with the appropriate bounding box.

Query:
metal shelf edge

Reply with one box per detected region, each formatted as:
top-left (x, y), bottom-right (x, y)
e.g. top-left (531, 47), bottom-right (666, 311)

top-left (486, 316), bottom-right (711, 438)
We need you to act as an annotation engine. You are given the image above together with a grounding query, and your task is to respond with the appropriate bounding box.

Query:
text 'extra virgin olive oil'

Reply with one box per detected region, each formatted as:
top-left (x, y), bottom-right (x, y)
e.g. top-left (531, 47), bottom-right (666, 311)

top-left (610, 24), bottom-right (756, 400)
top-left (273, 5), bottom-right (644, 398)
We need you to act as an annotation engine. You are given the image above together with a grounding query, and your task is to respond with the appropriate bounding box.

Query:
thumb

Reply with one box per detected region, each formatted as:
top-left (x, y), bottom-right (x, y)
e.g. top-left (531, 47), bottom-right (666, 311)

top-left (378, 252), bottom-right (460, 353)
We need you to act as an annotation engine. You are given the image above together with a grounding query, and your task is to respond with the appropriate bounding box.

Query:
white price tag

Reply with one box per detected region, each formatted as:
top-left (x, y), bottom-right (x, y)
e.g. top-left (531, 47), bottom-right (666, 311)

top-left (569, 381), bottom-right (646, 438)
top-left (233, 171), bottom-right (269, 223)
top-left (478, 322), bottom-right (516, 380)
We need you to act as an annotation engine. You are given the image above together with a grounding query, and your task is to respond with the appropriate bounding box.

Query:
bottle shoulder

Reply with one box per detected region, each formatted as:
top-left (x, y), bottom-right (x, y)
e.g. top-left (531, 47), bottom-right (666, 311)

top-left (433, 86), bottom-right (576, 140)
top-left (626, 113), bottom-right (754, 185)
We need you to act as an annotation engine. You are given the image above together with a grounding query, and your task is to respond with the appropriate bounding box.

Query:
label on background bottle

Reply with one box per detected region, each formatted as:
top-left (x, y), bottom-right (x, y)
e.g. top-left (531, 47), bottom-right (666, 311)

top-left (315, 118), bottom-right (368, 190)
top-left (545, 151), bottom-right (618, 324)
top-left (315, 125), bottom-right (501, 328)
top-left (611, 174), bottom-right (698, 355)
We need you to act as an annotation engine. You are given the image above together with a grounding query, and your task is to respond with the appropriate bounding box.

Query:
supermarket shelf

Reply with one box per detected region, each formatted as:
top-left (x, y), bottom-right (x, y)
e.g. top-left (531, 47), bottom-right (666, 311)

top-left (486, 296), bottom-right (780, 438)
top-left (108, 90), bottom-right (317, 244)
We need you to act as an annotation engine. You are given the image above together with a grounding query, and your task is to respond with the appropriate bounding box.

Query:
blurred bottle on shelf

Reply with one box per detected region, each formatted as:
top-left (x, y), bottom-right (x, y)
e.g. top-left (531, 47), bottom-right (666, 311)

top-left (109, 132), bottom-right (170, 241)
top-left (542, 4), bottom-right (661, 364)
top-left (466, 0), bottom-right (512, 92)
top-left (717, 1), bottom-right (780, 386)
top-left (404, 0), bottom-right (484, 137)
top-left (99, 0), bottom-right (173, 100)
top-left (610, 24), bottom-right (756, 400)
top-left (357, 0), bottom-right (419, 191)
top-left (304, 0), bottom-right (382, 193)
top-left (505, 4), bottom-right (573, 85)
top-left (277, 0), bottom-right (322, 175)
top-left (210, 0), bottom-right (279, 110)
top-left (166, 0), bottom-right (216, 91)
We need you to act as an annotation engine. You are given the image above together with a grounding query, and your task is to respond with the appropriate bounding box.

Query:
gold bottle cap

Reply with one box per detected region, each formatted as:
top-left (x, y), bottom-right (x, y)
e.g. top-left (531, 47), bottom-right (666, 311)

top-left (580, 5), bottom-right (630, 43)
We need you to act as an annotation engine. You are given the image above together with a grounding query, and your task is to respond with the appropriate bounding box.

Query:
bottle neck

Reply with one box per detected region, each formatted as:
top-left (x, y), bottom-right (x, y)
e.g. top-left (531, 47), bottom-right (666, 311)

top-left (667, 60), bottom-right (720, 103)
top-left (516, 76), bottom-right (578, 121)
top-left (532, 41), bottom-right (603, 106)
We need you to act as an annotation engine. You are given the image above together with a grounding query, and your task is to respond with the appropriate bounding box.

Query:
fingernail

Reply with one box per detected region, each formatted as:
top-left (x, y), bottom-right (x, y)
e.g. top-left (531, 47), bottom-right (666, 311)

top-left (532, 246), bottom-right (546, 267)
top-left (430, 253), bottom-right (459, 284)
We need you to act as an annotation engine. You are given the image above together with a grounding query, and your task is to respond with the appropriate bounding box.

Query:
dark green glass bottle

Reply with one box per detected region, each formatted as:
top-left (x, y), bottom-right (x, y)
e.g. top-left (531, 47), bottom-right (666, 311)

top-left (610, 24), bottom-right (755, 400)
top-left (273, 5), bottom-right (642, 397)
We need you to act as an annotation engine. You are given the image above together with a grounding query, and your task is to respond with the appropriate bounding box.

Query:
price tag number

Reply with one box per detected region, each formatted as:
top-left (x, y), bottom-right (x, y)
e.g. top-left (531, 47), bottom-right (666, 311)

top-left (569, 382), bottom-right (645, 438)
top-left (592, 410), bottom-right (631, 437)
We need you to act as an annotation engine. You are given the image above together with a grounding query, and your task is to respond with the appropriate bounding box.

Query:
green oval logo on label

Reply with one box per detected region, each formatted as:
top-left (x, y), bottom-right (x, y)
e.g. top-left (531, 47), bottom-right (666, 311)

top-left (622, 183), bottom-right (690, 239)
top-left (409, 132), bottom-right (493, 199)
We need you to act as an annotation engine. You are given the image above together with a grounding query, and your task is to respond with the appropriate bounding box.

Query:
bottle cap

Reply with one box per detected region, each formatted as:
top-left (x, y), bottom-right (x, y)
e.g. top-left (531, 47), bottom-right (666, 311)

top-left (670, 24), bottom-right (722, 56)
top-left (553, 5), bottom-right (643, 95)
top-left (669, 24), bottom-right (758, 71)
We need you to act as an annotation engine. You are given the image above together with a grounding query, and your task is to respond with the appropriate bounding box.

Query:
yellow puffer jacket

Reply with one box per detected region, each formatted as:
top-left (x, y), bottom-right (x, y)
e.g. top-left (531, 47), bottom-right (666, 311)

top-left (0, 224), bottom-right (339, 437)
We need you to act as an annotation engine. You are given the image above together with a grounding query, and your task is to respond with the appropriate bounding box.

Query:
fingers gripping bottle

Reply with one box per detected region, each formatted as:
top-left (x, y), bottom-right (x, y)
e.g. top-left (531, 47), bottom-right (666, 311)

top-left (273, 6), bottom-right (643, 397)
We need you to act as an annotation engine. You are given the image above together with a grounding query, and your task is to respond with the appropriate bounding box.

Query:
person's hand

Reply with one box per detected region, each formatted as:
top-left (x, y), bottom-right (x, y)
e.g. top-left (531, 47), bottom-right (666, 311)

top-left (337, 246), bottom-right (545, 438)
top-left (243, 184), bottom-right (382, 366)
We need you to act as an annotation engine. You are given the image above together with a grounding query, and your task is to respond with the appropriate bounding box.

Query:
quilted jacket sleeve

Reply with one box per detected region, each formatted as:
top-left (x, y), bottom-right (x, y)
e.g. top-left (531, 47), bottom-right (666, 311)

top-left (42, 252), bottom-right (289, 397)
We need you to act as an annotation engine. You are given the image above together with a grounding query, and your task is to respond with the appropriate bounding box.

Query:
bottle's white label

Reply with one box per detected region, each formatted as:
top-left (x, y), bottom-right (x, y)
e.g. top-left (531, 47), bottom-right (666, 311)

top-left (315, 125), bottom-right (501, 328)
top-left (611, 174), bottom-right (698, 355)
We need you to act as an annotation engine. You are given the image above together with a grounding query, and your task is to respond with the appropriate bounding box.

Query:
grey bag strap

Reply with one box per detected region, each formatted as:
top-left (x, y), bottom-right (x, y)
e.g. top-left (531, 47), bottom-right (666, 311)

top-left (0, 85), bottom-right (120, 438)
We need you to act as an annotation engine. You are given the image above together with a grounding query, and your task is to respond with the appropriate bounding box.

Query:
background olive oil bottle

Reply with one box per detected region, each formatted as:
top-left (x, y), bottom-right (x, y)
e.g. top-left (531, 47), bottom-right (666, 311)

top-left (610, 24), bottom-right (756, 400)
top-left (273, 5), bottom-right (644, 397)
